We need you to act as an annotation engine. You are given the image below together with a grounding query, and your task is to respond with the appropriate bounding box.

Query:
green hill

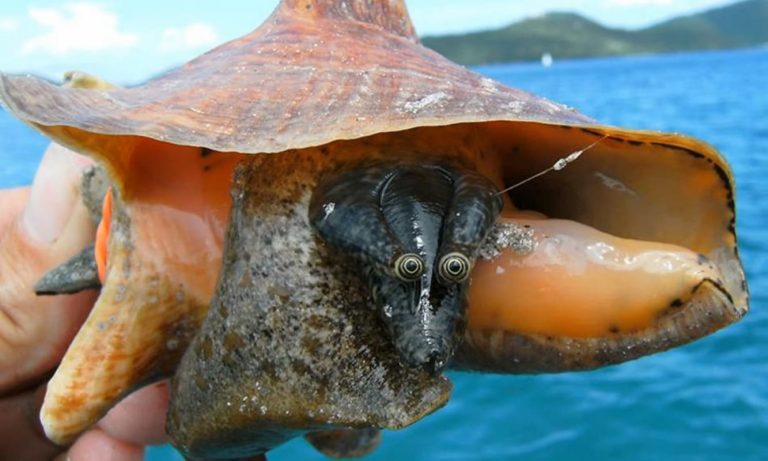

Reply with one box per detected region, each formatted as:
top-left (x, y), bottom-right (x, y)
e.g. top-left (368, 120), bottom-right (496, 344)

top-left (421, 0), bottom-right (768, 65)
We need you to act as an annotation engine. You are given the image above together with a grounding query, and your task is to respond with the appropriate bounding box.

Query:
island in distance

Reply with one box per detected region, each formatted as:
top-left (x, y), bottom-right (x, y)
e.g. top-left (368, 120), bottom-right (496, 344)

top-left (422, 0), bottom-right (768, 65)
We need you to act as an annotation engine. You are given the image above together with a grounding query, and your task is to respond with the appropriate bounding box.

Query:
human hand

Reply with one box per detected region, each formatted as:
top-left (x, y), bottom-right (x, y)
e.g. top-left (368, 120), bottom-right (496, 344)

top-left (0, 143), bottom-right (169, 460)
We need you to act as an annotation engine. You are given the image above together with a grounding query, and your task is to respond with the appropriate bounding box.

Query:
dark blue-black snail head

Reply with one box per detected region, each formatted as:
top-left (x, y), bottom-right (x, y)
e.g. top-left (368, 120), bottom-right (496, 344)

top-left (309, 160), bottom-right (502, 374)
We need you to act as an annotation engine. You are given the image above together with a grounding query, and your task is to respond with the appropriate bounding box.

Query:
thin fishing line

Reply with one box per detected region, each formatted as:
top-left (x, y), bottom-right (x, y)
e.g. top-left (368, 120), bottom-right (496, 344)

top-left (496, 135), bottom-right (609, 196)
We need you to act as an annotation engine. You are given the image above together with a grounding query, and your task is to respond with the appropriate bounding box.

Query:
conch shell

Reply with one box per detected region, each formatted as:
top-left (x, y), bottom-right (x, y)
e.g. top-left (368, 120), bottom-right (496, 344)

top-left (0, 0), bottom-right (748, 456)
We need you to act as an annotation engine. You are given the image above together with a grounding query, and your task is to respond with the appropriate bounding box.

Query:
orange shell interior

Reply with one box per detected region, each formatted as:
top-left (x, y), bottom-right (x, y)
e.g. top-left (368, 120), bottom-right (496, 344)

top-left (95, 187), bottom-right (111, 282)
top-left (81, 122), bottom-right (745, 341)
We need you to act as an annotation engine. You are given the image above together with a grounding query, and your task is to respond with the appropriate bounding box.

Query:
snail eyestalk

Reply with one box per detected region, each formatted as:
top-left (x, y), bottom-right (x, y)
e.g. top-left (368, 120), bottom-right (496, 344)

top-left (438, 252), bottom-right (471, 284)
top-left (394, 253), bottom-right (426, 282)
top-left (310, 161), bottom-right (502, 374)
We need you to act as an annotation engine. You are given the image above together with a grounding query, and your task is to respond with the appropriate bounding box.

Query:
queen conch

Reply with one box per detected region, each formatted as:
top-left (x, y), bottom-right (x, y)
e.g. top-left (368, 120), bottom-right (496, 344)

top-left (0, 0), bottom-right (748, 459)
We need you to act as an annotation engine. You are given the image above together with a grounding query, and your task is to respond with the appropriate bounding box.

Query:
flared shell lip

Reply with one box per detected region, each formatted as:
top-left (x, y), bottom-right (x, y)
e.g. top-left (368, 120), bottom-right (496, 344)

top-left (0, 0), bottom-right (729, 173)
top-left (0, 1), bottom-right (594, 158)
top-left (0, 72), bottom-right (592, 155)
top-left (0, 70), bottom-right (730, 176)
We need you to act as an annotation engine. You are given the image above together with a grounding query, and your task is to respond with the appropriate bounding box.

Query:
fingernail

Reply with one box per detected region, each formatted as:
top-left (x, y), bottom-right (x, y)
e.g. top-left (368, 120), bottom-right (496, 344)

top-left (22, 143), bottom-right (93, 245)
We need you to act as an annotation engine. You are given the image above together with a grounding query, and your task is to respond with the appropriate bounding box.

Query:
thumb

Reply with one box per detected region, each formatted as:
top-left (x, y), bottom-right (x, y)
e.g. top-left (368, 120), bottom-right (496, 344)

top-left (0, 142), bottom-right (98, 393)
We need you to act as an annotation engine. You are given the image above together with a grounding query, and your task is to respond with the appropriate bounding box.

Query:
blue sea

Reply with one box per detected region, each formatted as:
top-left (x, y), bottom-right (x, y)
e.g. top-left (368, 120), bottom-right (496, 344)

top-left (1, 48), bottom-right (766, 460)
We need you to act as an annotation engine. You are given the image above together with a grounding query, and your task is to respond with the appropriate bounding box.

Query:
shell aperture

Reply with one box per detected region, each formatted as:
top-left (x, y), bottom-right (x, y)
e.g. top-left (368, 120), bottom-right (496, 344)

top-left (309, 162), bottom-right (502, 373)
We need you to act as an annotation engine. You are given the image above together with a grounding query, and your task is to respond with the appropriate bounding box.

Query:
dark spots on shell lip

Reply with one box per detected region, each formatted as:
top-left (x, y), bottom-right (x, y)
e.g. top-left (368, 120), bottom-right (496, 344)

top-left (200, 148), bottom-right (214, 158)
top-left (670, 298), bottom-right (684, 308)
top-left (608, 325), bottom-right (620, 334)
top-left (691, 277), bottom-right (735, 306)
top-left (651, 141), bottom-right (706, 159)
top-left (580, 128), bottom-right (604, 138)
top-left (652, 142), bottom-right (737, 219)
top-left (627, 140), bottom-right (644, 146)
top-left (697, 253), bottom-right (708, 265)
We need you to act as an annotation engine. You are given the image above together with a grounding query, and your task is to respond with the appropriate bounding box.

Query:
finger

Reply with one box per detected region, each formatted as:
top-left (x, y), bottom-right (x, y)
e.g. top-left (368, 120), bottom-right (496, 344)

top-left (0, 384), bottom-right (63, 460)
top-left (65, 428), bottom-right (144, 461)
top-left (98, 381), bottom-right (170, 446)
top-left (0, 187), bottom-right (29, 232)
top-left (0, 143), bottom-right (97, 393)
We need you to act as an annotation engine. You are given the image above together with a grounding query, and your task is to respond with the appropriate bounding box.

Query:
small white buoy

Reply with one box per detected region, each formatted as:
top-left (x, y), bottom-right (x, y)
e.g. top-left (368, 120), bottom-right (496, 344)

top-left (541, 52), bottom-right (553, 67)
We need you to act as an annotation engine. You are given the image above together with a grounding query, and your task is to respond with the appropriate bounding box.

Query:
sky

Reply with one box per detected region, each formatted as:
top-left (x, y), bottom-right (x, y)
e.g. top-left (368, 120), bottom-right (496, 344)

top-left (0, 0), bottom-right (736, 84)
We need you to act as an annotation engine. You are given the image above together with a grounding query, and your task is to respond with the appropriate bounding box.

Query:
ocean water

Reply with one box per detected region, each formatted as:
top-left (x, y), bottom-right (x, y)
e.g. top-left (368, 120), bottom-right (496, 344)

top-left (1, 48), bottom-right (766, 460)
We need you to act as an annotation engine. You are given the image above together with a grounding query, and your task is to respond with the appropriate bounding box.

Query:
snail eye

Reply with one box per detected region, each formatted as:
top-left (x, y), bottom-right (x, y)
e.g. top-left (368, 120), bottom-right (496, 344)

top-left (394, 253), bottom-right (425, 282)
top-left (438, 252), bottom-right (471, 283)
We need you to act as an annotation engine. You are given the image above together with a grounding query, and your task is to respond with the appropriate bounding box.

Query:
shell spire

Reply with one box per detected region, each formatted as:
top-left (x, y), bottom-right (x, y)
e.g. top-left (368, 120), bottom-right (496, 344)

top-left (279, 0), bottom-right (418, 40)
